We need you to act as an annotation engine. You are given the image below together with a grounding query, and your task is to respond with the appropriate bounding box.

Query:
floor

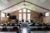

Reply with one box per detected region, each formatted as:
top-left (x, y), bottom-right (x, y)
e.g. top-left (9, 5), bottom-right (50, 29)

top-left (0, 31), bottom-right (50, 33)
top-left (31, 31), bottom-right (50, 33)
top-left (0, 32), bottom-right (16, 33)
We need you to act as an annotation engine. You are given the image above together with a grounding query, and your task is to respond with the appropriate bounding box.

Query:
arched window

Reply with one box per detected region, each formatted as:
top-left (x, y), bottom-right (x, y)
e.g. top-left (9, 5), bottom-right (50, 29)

top-left (19, 10), bottom-right (22, 21)
top-left (19, 9), bottom-right (31, 22)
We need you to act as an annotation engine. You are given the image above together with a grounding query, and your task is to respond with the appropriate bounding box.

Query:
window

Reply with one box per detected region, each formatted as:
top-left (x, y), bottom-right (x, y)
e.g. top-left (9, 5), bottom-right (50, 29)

top-left (23, 13), bottom-right (26, 22)
top-left (19, 14), bottom-right (22, 21)
top-left (1, 13), bottom-right (5, 17)
top-left (19, 10), bottom-right (22, 12)
top-left (27, 14), bottom-right (30, 20)
top-left (27, 9), bottom-right (31, 22)
top-left (19, 9), bottom-right (31, 22)
top-left (23, 9), bottom-right (26, 22)
top-left (23, 9), bottom-right (26, 12)
top-left (45, 12), bottom-right (49, 16)
top-left (27, 10), bottom-right (30, 12)
top-left (19, 10), bottom-right (22, 21)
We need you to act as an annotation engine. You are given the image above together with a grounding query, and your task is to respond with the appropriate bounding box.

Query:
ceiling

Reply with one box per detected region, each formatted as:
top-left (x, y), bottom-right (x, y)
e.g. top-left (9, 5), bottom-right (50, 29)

top-left (0, 0), bottom-right (50, 13)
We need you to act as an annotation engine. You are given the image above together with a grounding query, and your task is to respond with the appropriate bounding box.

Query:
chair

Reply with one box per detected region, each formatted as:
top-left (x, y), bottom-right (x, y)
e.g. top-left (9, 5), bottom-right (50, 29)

top-left (13, 27), bottom-right (18, 31)
top-left (43, 26), bottom-right (49, 31)
top-left (43, 23), bottom-right (47, 26)
top-left (30, 23), bottom-right (35, 26)
top-left (12, 23), bottom-right (15, 26)
top-left (37, 28), bottom-right (43, 31)
top-left (7, 23), bottom-right (10, 26)
top-left (2, 27), bottom-right (7, 31)
top-left (39, 23), bottom-right (42, 26)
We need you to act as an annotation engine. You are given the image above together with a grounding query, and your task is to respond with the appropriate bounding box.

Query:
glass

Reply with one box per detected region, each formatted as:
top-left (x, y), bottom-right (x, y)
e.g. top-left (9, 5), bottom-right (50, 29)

top-left (1, 13), bottom-right (5, 17)
top-left (45, 12), bottom-right (49, 16)
top-left (27, 14), bottom-right (30, 20)
top-left (23, 13), bottom-right (26, 20)
top-left (23, 9), bottom-right (26, 12)
top-left (19, 14), bottom-right (22, 21)
top-left (27, 10), bottom-right (31, 12)
top-left (19, 10), bottom-right (22, 12)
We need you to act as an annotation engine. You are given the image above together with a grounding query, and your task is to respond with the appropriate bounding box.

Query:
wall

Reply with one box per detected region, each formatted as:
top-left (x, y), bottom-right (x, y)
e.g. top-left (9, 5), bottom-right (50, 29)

top-left (30, 11), bottom-right (44, 23)
top-left (43, 16), bottom-right (50, 24)
top-left (0, 13), bottom-right (8, 23)
top-left (10, 10), bottom-right (44, 23)
top-left (10, 10), bottom-right (19, 19)
top-left (0, 10), bottom-right (44, 23)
